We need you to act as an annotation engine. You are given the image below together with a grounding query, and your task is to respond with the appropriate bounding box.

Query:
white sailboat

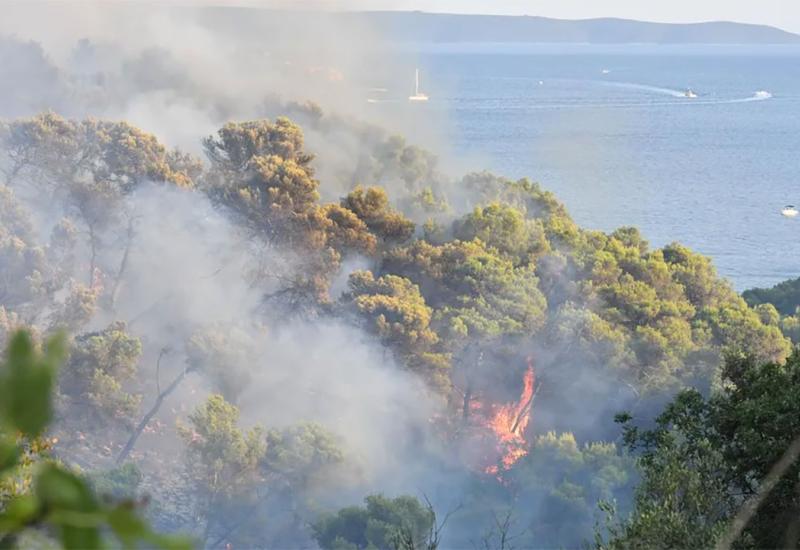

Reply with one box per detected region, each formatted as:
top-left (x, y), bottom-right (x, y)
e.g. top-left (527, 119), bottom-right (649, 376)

top-left (408, 68), bottom-right (429, 102)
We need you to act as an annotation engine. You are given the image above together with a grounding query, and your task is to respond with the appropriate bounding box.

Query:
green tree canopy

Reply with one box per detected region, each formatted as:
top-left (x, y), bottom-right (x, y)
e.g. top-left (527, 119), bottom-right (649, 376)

top-left (178, 394), bottom-right (266, 546)
top-left (60, 321), bottom-right (142, 426)
top-left (342, 185), bottom-right (415, 245)
top-left (743, 276), bottom-right (800, 316)
top-left (599, 350), bottom-right (800, 549)
top-left (312, 494), bottom-right (435, 550)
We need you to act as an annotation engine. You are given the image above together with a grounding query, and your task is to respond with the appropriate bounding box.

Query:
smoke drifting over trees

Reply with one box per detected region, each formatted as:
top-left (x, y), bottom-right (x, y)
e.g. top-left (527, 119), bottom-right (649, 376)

top-left (1, 3), bottom-right (799, 549)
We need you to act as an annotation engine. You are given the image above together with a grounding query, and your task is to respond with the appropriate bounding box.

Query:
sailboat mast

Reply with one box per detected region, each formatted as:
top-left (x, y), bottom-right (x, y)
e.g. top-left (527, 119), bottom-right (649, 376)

top-left (408, 67), bottom-right (428, 101)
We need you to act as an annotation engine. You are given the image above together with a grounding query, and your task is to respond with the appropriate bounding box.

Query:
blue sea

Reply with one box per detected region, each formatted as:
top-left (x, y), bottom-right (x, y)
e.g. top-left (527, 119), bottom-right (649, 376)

top-left (377, 44), bottom-right (800, 291)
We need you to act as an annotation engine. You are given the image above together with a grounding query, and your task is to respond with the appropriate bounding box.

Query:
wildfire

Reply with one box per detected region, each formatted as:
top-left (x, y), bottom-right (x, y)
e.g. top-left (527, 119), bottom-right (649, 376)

top-left (484, 362), bottom-right (535, 475)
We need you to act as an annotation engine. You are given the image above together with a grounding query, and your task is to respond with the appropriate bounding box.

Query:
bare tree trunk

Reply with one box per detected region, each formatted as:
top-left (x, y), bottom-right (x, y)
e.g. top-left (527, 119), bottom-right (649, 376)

top-left (109, 217), bottom-right (135, 310)
top-left (116, 350), bottom-right (188, 464)
top-left (201, 490), bottom-right (220, 549)
top-left (461, 349), bottom-right (483, 424)
top-left (4, 161), bottom-right (24, 185)
top-left (510, 380), bottom-right (542, 434)
top-left (462, 381), bottom-right (473, 423)
top-left (207, 486), bottom-right (273, 549)
top-left (88, 223), bottom-right (98, 288)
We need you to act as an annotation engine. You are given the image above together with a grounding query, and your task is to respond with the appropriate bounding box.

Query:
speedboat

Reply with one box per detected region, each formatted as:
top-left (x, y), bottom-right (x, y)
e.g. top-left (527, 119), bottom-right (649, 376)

top-left (684, 89), bottom-right (698, 99)
top-left (782, 205), bottom-right (799, 217)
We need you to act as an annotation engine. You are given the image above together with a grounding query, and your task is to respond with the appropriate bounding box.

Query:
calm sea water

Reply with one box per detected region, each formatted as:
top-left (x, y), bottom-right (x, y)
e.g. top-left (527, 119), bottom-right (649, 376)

top-left (381, 44), bottom-right (800, 291)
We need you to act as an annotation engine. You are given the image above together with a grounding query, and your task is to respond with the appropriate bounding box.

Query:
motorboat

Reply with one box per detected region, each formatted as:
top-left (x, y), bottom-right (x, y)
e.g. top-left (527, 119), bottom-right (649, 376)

top-left (684, 89), bottom-right (698, 99)
top-left (782, 205), bottom-right (799, 217)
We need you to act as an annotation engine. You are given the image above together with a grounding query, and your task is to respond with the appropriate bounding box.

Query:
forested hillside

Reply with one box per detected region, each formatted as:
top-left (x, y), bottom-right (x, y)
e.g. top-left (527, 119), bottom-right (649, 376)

top-left (344, 11), bottom-right (800, 44)
top-left (743, 278), bottom-right (800, 344)
top-left (0, 109), bottom-right (793, 548)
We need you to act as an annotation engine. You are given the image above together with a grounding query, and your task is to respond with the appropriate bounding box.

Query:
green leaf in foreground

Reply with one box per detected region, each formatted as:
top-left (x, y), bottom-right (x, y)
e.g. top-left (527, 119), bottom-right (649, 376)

top-left (108, 505), bottom-right (194, 550)
top-left (0, 494), bottom-right (39, 531)
top-left (2, 332), bottom-right (65, 438)
top-left (0, 438), bottom-right (20, 473)
top-left (0, 330), bottom-right (191, 549)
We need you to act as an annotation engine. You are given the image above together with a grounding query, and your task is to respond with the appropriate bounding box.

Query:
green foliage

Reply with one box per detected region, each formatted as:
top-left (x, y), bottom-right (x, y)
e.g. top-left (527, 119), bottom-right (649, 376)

top-left (3, 109), bottom-right (795, 548)
top-left (596, 395), bottom-right (732, 549)
top-left (179, 395), bottom-right (265, 500)
top-left (185, 325), bottom-right (257, 403)
top-left (203, 117), bottom-right (312, 176)
top-left (344, 270), bottom-right (448, 385)
top-left (461, 432), bottom-right (636, 549)
top-left (90, 463), bottom-right (142, 500)
top-left (372, 135), bottom-right (438, 193)
top-left (322, 203), bottom-right (378, 256)
top-left (203, 118), bottom-right (318, 237)
top-left (60, 321), bottom-right (142, 426)
top-left (203, 118), bottom-right (396, 302)
top-left (598, 350), bottom-right (800, 549)
top-left (178, 394), bottom-right (266, 544)
top-left (386, 238), bottom-right (548, 342)
top-left (0, 332), bottom-right (63, 438)
top-left (48, 284), bottom-right (99, 334)
top-left (546, 303), bottom-right (634, 372)
top-left (342, 186), bottom-right (415, 245)
top-left (744, 276), bottom-right (800, 316)
top-left (0, 330), bottom-right (191, 549)
top-left (1, 113), bottom-right (199, 326)
top-left (554, 229), bottom-right (790, 390)
top-left (263, 422), bottom-right (345, 488)
top-left (781, 312), bottom-right (800, 343)
top-left (459, 172), bottom-right (578, 245)
top-left (2, 112), bottom-right (199, 190)
top-left (0, 185), bottom-right (53, 317)
top-left (518, 432), bottom-right (632, 499)
top-left (743, 277), bottom-right (800, 343)
top-left (697, 298), bottom-right (790, 363)
top-left (313, 494), bottom-right (436, 550)
top-left (452, 202), bottom-right (548, 264)
top-left (411, 188), bottom-right (450, 216)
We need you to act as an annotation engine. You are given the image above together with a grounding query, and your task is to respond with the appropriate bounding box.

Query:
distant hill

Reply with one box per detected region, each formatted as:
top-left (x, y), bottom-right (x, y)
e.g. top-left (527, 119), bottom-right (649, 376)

top-left (344, 11), bottom-right (800, 44)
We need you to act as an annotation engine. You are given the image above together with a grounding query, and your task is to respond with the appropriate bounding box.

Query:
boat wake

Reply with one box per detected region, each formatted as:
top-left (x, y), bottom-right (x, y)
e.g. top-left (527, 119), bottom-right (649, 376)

top-left (601, 81), bottom-right (773, 104)
top-left (727, 90), bottom-right (772, 103)
top-left (604, 81), bottom-right (687, 98)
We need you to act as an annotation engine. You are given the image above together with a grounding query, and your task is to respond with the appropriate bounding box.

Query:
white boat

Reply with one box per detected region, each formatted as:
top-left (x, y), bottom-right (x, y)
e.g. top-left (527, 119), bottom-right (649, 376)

top-left (408, 68), bottom-right (429, 102)
top-left (601, 69), bottom-right (611, 75)
top-left (684, 89), bottom-right (698, 99)
top-left (782, 205), bottom-right (799, 217)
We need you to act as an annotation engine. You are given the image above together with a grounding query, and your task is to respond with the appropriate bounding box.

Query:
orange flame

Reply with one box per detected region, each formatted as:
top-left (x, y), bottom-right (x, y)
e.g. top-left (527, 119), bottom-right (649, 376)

top-left (483, 358), bottom-right (535, 476)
